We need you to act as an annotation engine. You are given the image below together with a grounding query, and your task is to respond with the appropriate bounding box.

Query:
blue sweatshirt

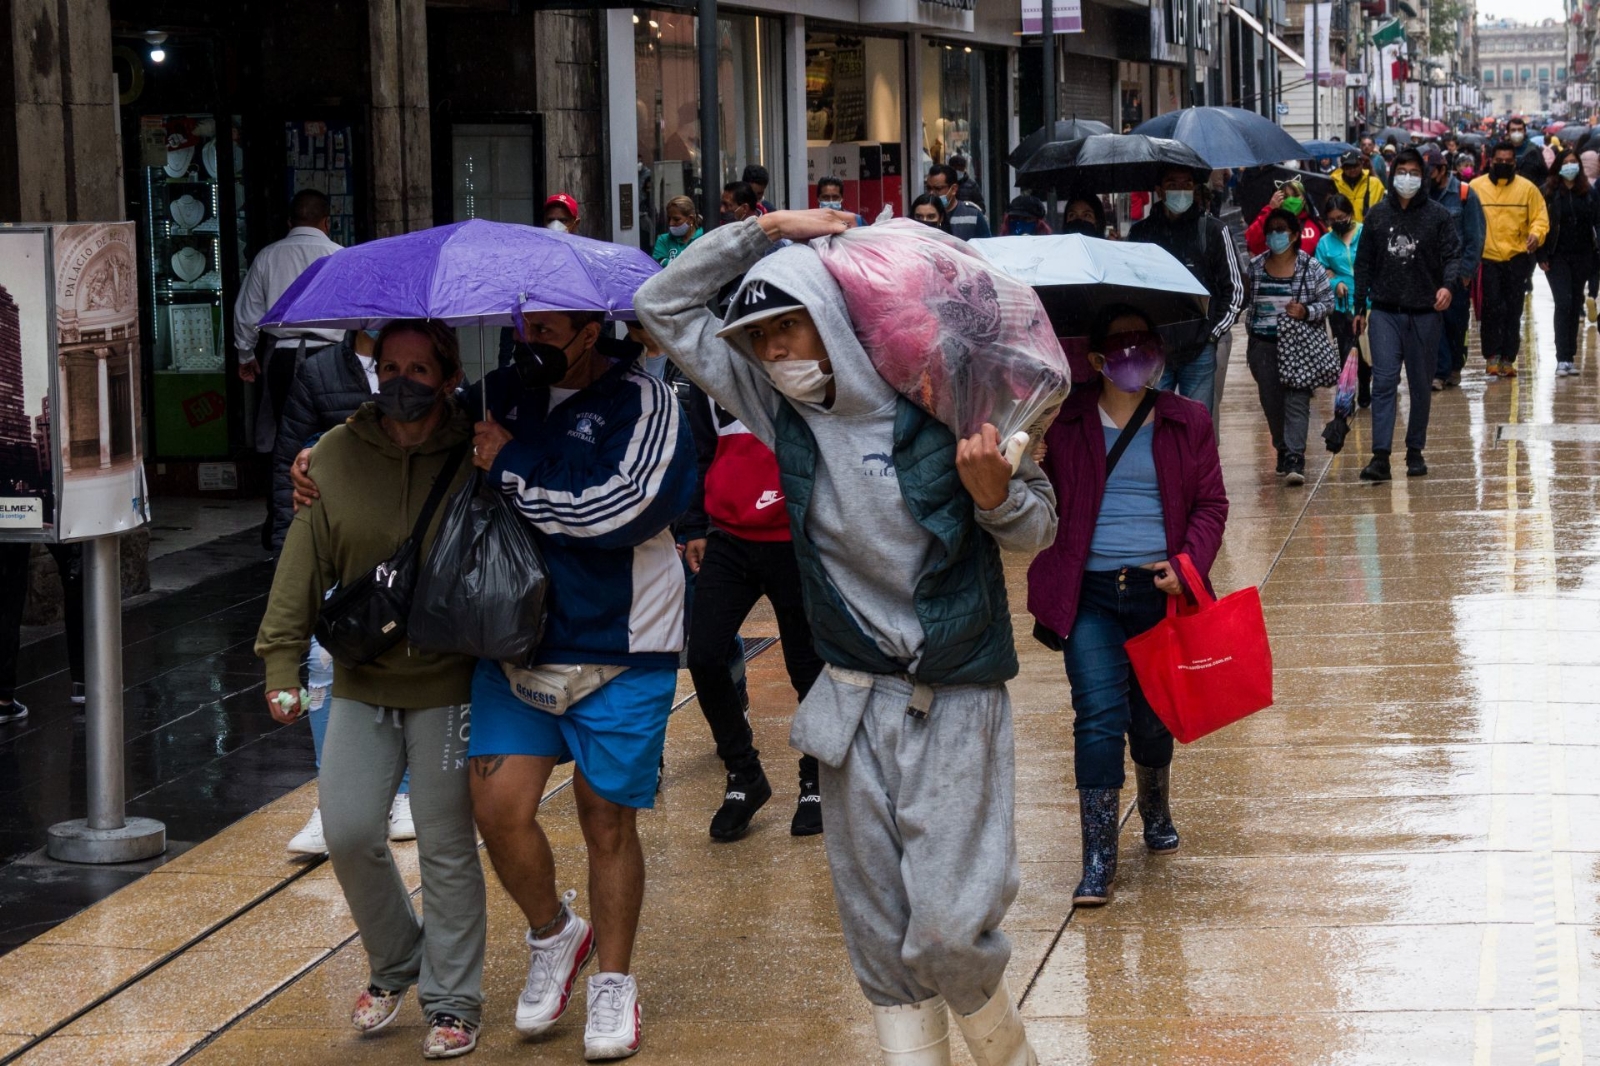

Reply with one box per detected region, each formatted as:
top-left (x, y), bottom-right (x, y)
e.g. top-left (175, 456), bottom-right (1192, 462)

top-left (483, 346), bottom-right (695, 667)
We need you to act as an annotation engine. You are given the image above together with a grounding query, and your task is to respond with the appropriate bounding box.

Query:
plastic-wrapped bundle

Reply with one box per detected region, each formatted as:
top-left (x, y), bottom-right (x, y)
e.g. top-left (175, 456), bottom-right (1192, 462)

top-left (814, 219), bottom-right (1071, 445)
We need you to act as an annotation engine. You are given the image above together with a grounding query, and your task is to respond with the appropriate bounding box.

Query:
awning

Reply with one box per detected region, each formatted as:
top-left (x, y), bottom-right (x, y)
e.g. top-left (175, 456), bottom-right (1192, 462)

top-left (1267, 32), bottom-right (1305, 66)
top-left (1227, 4), bottom-right (1266, 34)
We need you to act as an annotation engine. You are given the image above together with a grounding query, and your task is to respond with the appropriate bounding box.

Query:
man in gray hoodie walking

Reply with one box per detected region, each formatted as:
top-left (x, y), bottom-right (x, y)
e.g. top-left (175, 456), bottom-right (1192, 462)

top-left (635, 210), bottom-right (1056, 1066)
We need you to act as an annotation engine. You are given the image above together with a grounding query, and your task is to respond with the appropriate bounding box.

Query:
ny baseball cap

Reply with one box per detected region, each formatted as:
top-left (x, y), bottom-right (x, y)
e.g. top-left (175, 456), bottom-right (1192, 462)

top-left (716, 278), bottom-right (806, 338)
top-left (544, 193), bottom-right (580, 219)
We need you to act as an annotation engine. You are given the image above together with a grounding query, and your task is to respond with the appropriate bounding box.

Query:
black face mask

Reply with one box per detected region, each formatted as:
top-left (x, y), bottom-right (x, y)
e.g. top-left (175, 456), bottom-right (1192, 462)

top-left (1330, 219), bottom-right (1354, 235)
top-left (511, 334), bottom-right (578, 389)
top-left (719, 210), bottom-right (739, 224)
top-left (374, 375), bottom-right (441, 423)
top-left (1060, 219), bottom-right (1101, 237)
top-left (1491, 162), bottom-right (1516, 184)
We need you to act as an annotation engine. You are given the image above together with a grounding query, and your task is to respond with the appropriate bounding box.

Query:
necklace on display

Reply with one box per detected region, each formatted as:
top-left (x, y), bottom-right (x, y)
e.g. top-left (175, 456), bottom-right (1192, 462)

top-left (165, 146), bottom-right (196, 179)
top-left (170, 194), bottom-right (206, 233)
top-left (171, 246), bottom-right (206, 283)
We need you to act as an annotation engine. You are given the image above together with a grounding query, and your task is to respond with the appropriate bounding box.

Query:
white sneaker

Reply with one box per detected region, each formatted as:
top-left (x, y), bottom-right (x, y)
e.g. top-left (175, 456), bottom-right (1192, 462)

top-left (584, 972), bottom-right (641, 1061)
top-left (288, 808), bottom-right (327, 855)
top-left (515, 890), bottom-right (595, 1036)
top-left (387, 793), bottom-right (415, 841)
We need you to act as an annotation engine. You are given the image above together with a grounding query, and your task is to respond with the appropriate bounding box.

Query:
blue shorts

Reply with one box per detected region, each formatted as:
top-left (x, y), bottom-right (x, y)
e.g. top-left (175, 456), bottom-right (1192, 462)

top-left (469, 660), bottom-right (677, 809)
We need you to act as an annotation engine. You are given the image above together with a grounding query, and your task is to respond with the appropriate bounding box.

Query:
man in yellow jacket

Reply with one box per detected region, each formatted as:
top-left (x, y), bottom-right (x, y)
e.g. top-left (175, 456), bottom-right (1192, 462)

top-left (1470, 141), bottom-right (1550, 377)
top-left (1333, 152), bottom-right (1386, 223)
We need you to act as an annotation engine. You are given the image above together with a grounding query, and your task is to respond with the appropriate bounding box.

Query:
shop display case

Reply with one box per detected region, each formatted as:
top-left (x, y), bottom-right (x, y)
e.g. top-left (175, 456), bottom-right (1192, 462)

top-left (138, 113), bottom-right (241, 458)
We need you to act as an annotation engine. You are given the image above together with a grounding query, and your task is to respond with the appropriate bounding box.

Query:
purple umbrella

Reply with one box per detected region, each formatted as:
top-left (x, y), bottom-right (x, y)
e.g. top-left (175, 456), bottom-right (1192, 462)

top-left (260, 219), bottom-right (661, 329)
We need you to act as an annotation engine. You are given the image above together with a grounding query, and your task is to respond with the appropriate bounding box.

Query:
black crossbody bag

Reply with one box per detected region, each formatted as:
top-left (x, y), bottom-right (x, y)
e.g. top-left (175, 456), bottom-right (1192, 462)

top-left (315, 443), bottom-right (468, 668)
top-left (1032, 390), bottom-right (1159, 651)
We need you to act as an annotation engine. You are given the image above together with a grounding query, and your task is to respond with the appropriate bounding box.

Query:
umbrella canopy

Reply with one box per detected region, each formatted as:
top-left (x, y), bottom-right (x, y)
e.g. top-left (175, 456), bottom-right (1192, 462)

top-left (1017, 134), bottom-right (1210, 196)
top-left (1131, 106), bottom-right (1307, 168)
top-left (1404, 118), bottom-right (1448, 137)
top-left (1235, 165), bottom-right (1337, 225)
top-left (1008, 118), bottom-right (1115, 169)
top-left (1456, 132), bottom-right (1486, 148)
top-left (1300, 139), bottom-right (1358, 161)
top-left (1371, 126), bottom-right (1414, 147)
top-left (969, 234), bottom-right (1209, 339)
top-left (261, 219), bottom-right (661, 329)
top-left (1553, 124), bottom-right (1591, 144)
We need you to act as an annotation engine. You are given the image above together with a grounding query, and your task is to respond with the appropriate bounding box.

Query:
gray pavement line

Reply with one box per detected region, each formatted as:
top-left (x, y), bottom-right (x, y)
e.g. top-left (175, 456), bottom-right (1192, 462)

top-left (1257, 451), bottom-right (1336, 594)
top-left (166, 635), bottom-right (787, 1066)
top-left (0, 850), bottom-right (331, 1066)
top-left (1017, 800), bottom-right (1138, 1011)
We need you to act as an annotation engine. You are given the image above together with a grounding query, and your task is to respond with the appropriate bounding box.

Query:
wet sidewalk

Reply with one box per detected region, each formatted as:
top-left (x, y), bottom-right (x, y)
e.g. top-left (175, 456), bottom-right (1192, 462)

top-left (0, 292), bottom-right (1595, 1064)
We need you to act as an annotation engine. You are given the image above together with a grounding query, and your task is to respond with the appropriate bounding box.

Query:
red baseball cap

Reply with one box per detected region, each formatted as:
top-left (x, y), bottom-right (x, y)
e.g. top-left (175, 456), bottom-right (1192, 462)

top-left (544, 193), bottom-right (580, 221)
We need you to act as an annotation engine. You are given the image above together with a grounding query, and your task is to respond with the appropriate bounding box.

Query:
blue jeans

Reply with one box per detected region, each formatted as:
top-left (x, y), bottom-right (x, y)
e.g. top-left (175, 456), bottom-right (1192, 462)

top-left (1063, 568), bottom-right (1174, 790)
top-left (1158, 341), bottom-right (1218, 421)
top-left (1435, 279), bottom-right (1471, 379)
top-left (1367, 308), bottom-right (1441, 454)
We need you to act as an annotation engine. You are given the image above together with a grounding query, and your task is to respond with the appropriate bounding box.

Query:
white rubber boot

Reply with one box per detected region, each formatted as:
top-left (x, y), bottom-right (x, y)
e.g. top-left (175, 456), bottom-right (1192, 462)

top-left (951, 981), bottom-right (1037, 1066)
top-left (871, 996), bottom-right (951, 1065)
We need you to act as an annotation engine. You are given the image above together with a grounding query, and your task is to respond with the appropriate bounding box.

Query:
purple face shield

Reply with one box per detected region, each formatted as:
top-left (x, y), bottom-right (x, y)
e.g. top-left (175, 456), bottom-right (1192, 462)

top-left (1098, 331), bottom-right (1166, 393)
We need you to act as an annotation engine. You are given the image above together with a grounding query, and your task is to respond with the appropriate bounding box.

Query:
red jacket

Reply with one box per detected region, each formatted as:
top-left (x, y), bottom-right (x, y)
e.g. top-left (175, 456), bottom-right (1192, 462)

top-left (681, 386), bottom-right (791, 542)
top-left (1245, 204), bottom-right (1325, 256)
top-left (1027, 381), bottom-right (1230, 640)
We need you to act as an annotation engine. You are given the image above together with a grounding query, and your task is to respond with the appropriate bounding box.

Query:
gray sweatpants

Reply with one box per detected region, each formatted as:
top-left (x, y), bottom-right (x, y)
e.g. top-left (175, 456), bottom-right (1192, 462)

top-left (320, 698), bottom-right (486, 1024)
top-left (815, 674), bottom-right (1019, 1016)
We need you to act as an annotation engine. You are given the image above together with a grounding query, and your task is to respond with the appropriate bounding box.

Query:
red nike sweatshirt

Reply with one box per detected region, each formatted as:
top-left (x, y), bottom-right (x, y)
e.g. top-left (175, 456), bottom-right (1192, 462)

top-left (682, 384), bottom-right (791, 542)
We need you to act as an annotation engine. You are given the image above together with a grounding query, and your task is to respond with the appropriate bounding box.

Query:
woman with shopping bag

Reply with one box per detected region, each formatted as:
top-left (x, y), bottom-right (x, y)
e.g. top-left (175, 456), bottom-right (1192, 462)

top-left (1027, 305), bottom-right (1229, 907)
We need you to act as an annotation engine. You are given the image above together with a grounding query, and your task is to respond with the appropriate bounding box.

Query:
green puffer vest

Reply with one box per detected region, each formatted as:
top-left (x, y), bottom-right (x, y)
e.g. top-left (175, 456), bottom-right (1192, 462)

top-left (772, 397), bottom-right (1018, 686)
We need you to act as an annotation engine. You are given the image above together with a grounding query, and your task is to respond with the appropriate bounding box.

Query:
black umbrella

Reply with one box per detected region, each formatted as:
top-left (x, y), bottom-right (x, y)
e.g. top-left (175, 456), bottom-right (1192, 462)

top-left (1008, 118), bottom-right (1115, 169)
top-left (1236, 165), bottom-right (1337, 225)
top-left (1323, 414), bottom-right (1351, 454)
top-left (1456, 132), bottom-right (1486, 148)
top-left (1371, 126), bottom-right (1414, 147)
top-left (1132, 106), bottom-right (1308, 168)
top-left (1018, 134), bottom-right (1211, 197)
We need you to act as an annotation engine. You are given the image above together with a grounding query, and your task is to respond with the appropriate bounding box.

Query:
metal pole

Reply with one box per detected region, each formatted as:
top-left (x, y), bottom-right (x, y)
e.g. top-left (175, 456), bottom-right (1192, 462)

top-left (86, 537), bottom-right (123, 829)
top-left (1042, 0), bottom-right (1057, 228)
top-left (1343, 0), bottom-right (1351, 137)
top-left (1186, 0), bottom-right (1198, 106)
top-left (698, 0), bottom-right (720, 230)
top-left (1312, 0), bottom-right (1320, 138)
top-left (46, 536), bottom-right (164, 863)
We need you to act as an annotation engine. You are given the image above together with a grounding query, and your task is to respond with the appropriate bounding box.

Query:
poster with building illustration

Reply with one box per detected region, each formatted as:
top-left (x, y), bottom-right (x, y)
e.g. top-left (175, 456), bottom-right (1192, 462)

top-left (52, 222), bottom-right (149, 540)
top-left (0, 230), bottom-right (53, 538)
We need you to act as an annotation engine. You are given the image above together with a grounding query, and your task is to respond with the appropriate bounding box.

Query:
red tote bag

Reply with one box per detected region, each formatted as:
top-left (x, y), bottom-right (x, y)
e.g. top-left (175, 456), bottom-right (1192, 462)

top-left (1123, 554), bottom-right (1274, 743)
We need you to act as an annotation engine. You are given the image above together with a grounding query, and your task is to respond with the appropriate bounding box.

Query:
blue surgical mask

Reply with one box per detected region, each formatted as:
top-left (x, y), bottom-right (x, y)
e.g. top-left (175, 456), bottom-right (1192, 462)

top-left (1009, 220), bottom-right (1038, 236)
top-left (819, 199), bottom-right (844, 210)
top-left (1164, 190), bottom-right (1195, 214)
top-left (1561, 162), bottom-right (1581, 181)
top-left (668, 222), bottom-right (691, 237)
top-left (1267, 231), bottom-right (1293, 255)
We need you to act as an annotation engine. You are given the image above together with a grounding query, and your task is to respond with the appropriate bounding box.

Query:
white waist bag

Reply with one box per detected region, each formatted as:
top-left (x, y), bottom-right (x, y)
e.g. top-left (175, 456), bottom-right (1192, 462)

top-left (501, 662), bottom-right (628, 716)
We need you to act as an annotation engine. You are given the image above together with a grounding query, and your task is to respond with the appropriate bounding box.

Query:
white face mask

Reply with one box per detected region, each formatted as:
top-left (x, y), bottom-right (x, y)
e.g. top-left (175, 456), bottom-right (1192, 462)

top-left (669, 222), bottom-right (691, 237)
top-left (819, 199), bottom-right (844, 210)
top-left (763, 359), bottom-right (831, 404)
top-left (1510, 131), bottom-right (1525, 145)
top-left (547, 220), bottom-right (569, 233)
top-left (1393, 173), bottom-right (1422, 199)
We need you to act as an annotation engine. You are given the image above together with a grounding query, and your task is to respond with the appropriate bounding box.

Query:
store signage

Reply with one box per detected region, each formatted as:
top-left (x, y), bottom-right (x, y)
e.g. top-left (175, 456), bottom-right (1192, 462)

top-left (922, 0), bottom-right (976, 8)
top-left (619, 183), bottom-right (634, 231)
top-left (0, 222), bottom-right (150, 544)
top-left (1022, 0), bottom-right (1084, 34)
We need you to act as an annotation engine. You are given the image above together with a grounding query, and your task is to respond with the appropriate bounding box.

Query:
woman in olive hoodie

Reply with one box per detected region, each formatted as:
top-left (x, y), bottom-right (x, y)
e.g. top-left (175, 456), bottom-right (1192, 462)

top-left (256, 319), bottom-right (484, 1060)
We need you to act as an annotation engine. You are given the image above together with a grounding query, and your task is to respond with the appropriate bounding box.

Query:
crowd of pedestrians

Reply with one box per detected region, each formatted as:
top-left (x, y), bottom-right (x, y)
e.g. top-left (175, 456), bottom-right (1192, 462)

top-left (219, 114), bottom-right (1594, 1063)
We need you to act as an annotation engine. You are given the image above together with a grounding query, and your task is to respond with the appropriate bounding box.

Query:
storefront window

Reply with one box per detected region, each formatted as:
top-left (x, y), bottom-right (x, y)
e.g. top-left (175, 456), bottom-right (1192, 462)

top-left (804, 29), bottom-right (906, 215)
top-left (920, 42), bottom-right (984, 175)
top-left (634, 9), bottom-right (786, 247)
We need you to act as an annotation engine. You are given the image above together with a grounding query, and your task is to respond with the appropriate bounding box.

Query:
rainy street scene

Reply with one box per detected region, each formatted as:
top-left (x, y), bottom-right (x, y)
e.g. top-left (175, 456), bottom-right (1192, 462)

top-left (0, 2), bottom-right (1596, 1064)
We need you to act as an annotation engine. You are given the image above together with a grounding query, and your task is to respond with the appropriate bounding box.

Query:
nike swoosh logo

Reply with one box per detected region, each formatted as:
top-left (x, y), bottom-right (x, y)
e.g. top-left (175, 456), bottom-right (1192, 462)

top-left (754, 495), bottom-right (784, 510)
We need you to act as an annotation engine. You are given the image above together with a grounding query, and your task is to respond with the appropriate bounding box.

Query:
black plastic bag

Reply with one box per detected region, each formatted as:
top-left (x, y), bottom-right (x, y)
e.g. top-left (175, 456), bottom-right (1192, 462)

top-left (409, 473), bottom-right (548, 664)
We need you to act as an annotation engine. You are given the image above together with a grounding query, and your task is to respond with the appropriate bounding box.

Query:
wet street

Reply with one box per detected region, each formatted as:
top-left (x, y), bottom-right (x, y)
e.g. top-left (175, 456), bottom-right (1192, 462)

top-left (0, 288), bottom-right (1595, 1064)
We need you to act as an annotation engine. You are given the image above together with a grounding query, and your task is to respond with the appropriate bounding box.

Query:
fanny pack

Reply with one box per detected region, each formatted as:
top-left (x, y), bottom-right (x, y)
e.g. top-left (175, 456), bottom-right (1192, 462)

top-left (501, 662), bottom-right (628, 716)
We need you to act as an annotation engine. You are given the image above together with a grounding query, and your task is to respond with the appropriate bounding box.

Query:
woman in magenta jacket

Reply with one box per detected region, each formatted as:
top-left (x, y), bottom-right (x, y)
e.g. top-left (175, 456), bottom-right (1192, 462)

top-left (1027, 305), bottom-right (1229, 908)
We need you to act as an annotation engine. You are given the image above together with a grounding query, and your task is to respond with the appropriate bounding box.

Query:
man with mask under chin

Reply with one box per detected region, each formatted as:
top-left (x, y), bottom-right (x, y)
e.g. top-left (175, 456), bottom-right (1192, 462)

top-left (1128, 165), bottom-right (1245, 428)
top-left (634, 209), bottom-right (1057, 1066)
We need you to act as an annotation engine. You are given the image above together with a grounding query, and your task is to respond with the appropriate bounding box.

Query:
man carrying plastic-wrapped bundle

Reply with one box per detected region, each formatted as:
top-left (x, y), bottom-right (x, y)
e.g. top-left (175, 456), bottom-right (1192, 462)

top-left (635, 210), bottom-right (1060, 1066)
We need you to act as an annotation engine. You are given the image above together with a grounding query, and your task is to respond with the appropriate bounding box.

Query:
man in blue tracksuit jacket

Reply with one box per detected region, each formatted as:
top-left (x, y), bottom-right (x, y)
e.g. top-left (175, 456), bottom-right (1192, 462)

top-left (1424, 144), bottom-right (1485, 387)
top-left (467, 311), bottom-right (693, 1059)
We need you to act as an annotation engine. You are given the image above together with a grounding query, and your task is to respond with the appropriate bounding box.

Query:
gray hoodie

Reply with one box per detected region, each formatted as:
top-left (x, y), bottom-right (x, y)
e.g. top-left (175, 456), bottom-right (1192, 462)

top-left (634, 218), bottom-right (1057, 676)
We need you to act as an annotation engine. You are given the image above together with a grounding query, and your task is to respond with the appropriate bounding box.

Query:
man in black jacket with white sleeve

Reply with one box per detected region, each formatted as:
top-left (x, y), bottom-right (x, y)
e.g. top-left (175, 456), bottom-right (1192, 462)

top-left (1353, 147), bottom-right (1463, 483)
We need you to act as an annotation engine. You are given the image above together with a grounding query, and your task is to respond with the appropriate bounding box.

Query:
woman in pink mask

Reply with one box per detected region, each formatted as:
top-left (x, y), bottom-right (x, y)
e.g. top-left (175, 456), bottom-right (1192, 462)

top-left (1026, 305), bottom-right (1229, 909)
